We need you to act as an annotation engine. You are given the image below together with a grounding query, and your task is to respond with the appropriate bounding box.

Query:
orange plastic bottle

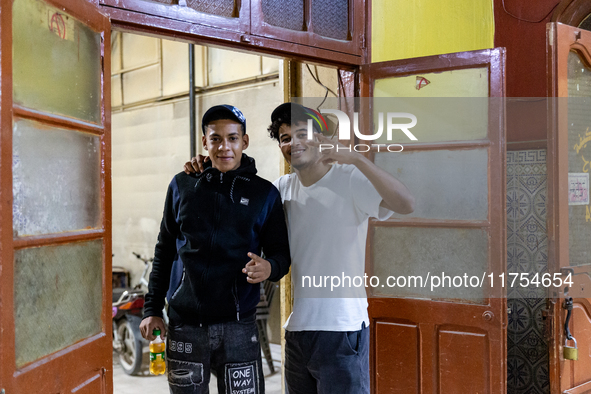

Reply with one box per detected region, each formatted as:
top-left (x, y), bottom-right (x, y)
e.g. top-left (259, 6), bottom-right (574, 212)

top-left (149, 328), bottom-right (166, 375)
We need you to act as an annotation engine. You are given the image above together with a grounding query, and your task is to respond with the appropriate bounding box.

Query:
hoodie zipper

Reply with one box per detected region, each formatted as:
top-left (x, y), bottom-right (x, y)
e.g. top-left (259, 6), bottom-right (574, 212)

top-left (233, 279), bottom-right (240, 321)
top-left (200, 191), bottom-right (222, 322)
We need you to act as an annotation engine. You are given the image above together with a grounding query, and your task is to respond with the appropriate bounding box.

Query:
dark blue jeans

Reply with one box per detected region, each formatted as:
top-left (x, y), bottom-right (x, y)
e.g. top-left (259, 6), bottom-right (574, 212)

top-left (284, 323), bottom-right (369, 394)
top-left (166, 314), bottom-right (264, 394)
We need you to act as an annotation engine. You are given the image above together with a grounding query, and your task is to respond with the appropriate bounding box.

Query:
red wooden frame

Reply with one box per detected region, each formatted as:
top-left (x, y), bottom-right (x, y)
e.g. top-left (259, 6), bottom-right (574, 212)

top-left (99, 0), bottom-right (365, 67)
top-left (0, 0), bottom-right (112, 392)
top-left (100, 0), bottom-right (250, 34)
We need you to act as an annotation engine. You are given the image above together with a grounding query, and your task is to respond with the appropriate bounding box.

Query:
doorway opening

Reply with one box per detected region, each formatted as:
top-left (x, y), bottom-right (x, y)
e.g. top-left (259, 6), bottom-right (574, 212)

top-left (109, 30), bottom-right (341, 393)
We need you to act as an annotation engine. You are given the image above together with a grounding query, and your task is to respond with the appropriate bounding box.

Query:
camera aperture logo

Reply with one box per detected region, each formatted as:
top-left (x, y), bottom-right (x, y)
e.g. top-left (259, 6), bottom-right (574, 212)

top-left (305, 108), bottom-right (418, 152)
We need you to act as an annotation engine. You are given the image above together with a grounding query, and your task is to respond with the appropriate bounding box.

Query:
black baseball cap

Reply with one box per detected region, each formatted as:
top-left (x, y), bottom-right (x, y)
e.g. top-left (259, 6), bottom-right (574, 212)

top-left (271, 102), bottom-right (327, 133)
top-left (201, 104), bottom-right (246, 134)
top-left (271, 102), bottom-right (306, 124)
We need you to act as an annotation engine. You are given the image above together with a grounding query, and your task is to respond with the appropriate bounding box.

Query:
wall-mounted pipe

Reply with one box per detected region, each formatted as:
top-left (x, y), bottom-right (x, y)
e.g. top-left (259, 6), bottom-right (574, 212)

top-left (189, 44), bottom-right (196, 159)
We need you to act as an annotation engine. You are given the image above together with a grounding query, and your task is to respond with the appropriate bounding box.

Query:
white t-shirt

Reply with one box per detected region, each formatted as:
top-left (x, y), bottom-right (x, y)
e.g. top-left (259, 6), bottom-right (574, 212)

top-left (273, 164), bottom-right (392, 331)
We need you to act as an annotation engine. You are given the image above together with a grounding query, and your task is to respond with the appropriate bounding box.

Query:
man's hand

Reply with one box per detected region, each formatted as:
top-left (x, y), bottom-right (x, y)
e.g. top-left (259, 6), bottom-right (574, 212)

top-left (242, 253), bottom-right (272, 283)
top-left (308, 133), bottom-right (362, 166)
top-left (140, 316), bottom-right (166, 341)
top-left (183, 154), bottom-right (209, 174)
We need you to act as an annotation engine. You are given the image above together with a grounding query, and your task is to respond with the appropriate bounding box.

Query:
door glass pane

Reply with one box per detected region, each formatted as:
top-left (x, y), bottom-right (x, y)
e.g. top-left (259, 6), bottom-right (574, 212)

top-left (373, 68), bottom-right (489, 144)
top-left (375, 149), bottom-right (489, 221)
top-left (371, 227), bottom-right (488, 303)
top-left (186, 0), bottom-right (237, 17)
top-left (312, 0), bottom-right (349, 40)
top-left (13, 0), bottom-right (101, 124)
top-left (13, 118), bottom-right (101, 237)
top-left (567, 51), bottom-right (591, 266)
top-left (263, 0), bottom-right (304, 31)
top-left (14, 240), bottom-right (103, 368)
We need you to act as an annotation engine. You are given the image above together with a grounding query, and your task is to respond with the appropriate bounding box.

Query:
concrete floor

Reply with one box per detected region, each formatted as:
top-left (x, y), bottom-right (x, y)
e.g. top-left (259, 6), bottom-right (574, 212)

top-left (113, 343), bottom-right (282, 394)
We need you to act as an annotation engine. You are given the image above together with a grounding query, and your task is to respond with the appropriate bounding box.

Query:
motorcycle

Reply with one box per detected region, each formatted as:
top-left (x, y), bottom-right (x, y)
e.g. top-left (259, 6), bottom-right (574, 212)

top-left (111, 253), bottom-right (153, 375)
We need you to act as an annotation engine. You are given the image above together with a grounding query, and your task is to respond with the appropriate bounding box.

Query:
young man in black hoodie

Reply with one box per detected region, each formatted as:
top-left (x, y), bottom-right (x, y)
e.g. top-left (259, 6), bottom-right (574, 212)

top-left (140, 105), bottom-right (291, 394)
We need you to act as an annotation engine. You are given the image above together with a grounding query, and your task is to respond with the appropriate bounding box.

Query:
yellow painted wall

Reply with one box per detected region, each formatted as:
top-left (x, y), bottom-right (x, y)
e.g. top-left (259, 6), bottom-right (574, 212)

top-left (372, 0), bottom-right (495, 63)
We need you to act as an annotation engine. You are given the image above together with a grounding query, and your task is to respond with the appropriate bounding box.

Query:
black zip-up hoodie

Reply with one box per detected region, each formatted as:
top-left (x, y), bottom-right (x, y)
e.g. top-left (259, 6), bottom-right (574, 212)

top-left (143, 154), bottom-right (290, 325)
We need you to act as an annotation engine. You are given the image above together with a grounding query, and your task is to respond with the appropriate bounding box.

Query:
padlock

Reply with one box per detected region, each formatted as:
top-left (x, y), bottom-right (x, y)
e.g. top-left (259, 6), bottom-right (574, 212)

top-left (564, 336), bottom-right (578, 360)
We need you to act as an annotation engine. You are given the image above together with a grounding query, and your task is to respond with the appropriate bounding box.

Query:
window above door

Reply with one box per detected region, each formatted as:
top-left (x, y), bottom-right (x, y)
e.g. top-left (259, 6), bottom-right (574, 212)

top-left (99, 0), bottom-right (365, 64)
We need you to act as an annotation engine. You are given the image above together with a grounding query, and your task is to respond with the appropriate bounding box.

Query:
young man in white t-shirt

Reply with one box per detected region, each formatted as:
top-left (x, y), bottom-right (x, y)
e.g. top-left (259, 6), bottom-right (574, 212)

top-left (266, 103), bottom-right (414, 394)
top-left (185, 103), bottom-right (414, 393)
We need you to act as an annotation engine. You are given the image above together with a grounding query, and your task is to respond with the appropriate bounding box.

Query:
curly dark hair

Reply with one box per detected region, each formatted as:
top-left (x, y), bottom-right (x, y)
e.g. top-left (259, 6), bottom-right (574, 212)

top-left (268, 119), bottom-right (286, 142)
top-left (267, 107), bottom-right (322, 142)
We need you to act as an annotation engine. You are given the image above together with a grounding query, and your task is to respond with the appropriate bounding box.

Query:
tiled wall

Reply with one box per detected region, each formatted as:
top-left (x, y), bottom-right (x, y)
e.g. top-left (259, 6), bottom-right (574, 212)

top-left (506, 149), bottom-right (550, 393)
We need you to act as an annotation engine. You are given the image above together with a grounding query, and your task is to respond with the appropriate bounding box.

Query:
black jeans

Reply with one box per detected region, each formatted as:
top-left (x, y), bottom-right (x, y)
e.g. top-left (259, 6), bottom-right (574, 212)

top-left (166, 314), bottom-right (264, 394)
top-left (284, 323), bottom-right (369, 394)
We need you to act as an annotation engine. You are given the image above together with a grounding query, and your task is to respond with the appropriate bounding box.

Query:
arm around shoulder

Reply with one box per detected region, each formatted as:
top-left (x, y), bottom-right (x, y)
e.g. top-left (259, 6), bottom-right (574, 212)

top-left (259, 188), bottom-right (290, 282)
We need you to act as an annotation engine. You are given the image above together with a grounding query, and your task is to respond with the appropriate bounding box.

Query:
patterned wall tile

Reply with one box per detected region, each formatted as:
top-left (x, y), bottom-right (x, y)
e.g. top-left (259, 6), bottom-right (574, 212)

top-left (507, 149), bottom-right (549, 394)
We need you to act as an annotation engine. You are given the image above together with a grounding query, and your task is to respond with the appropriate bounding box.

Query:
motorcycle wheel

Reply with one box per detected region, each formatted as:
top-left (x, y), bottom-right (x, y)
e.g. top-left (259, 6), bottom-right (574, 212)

top-left (117, 319), bottom-right (143, 375)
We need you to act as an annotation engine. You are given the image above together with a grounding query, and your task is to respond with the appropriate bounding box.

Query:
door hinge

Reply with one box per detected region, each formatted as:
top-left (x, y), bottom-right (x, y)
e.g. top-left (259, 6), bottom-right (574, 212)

top-left (360, 34), bottom-right (366, 49)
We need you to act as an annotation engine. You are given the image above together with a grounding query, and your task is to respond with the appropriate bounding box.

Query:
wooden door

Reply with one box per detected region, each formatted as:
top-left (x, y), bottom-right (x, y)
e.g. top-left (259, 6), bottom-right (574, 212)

top-left (547, 22), bottom-right (591, 394)
top-left (361, 48), bottom-right (507, 393)
top-left (0, 0), bottom-right (112, 393)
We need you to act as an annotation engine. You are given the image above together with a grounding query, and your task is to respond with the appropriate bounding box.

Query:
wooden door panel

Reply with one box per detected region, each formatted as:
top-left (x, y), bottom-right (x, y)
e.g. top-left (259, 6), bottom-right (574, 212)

top-left (371, 298), bottom-right (505, 393)
top-left (374, 321), bottom-right (420, 393)
top-left (365, 48), bottom-right (506, 394)
top-left (561, 300), bottom-right (591, 389)
top-left (439, 329), bottom-right (488, 393)
top-left (547, 22), bottom-right (591, 393)
top-left (0, 0), bottom-right (112, 392)
top-left (71, 373), bottom-right (104, 394)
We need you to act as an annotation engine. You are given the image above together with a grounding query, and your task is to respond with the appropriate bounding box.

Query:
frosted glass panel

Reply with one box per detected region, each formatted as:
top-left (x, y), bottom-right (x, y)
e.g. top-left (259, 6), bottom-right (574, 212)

top-left (567, 52), bottom-right (591, 266)
top-left (372, 227), bottom-right (488, 303)
top-left (311, 0), bottom-right (348, 40)
top-left (186, 0), bottom-right (237, 17)
top-left (371, 97), bottom-right (489, 144)
top-left (373, 68), bottom-right (489, 144)
top-left (13, 119), bottom-right (101, 237)
top-left (13, 0), bottom-right (101, 123)
top-left (263, 0), bottom-right (304, 31)
top-left (375, 68), bottom-right (489, 98)
top-left (375, 149), bottom-right (489, 220)
top-left (14, 240), bottom-right (103, 367)
top-left (122, 64), bottom-right (161, 104)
